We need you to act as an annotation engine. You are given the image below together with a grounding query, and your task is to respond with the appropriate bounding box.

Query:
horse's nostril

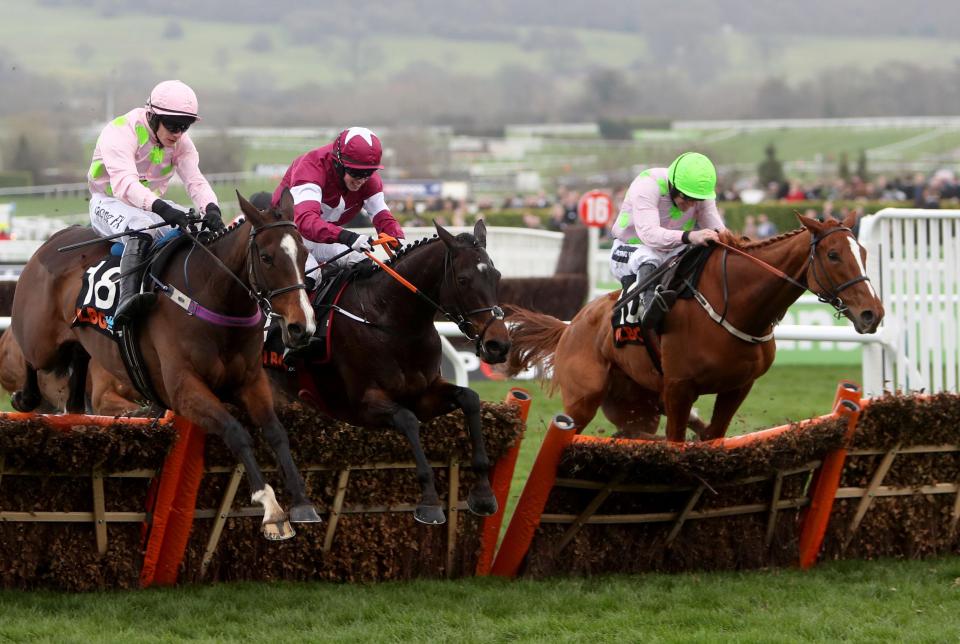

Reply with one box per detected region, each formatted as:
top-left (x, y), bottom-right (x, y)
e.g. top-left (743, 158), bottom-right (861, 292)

top-left (861, 310), bottom-right (875, 325)
top-left (485, 340), bottom-right (509, 356)
top-left (287, 323), bottom-right (304, 339)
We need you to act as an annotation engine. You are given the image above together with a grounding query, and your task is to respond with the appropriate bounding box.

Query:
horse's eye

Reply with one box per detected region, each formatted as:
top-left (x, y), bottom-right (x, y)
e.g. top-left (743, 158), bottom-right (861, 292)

top-left (260, 253), bottom-right (273, 265)
top-left (827, 250), bottom-right (840, 261)
top-left (457, 276), bottom-right (469, 287)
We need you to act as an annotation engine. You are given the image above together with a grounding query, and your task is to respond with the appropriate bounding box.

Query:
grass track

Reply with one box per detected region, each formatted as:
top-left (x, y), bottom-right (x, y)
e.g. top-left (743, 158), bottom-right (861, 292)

top-left (4, 366), bottom-right (960, 641)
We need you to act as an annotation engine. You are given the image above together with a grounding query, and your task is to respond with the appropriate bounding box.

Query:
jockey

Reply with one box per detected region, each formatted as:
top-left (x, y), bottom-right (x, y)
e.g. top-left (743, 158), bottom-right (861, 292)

top-left (87, 79), bottom-right (225, 326)
top-left (271, 127), bottom-right (404, 285)
top-left (610, 152), bottom-right (725, 335)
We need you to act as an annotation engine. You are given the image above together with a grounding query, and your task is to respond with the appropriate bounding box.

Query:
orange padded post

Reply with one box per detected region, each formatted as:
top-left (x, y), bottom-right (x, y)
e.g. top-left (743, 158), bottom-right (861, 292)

top-left (490, 413), bottom-right (577, 578)
top-left (140, 413), bottom-right (206, 587)
top-left (476, 388), bottom-right (531, 576)
top-left (797, 381), bottom-right (864, 569)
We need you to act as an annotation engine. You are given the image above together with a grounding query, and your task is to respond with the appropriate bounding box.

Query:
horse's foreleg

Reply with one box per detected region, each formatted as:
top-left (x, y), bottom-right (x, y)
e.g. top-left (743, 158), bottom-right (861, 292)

top-left (451, 386), bottom-right (497, 516)
top-left (394, 406), bottom-right (446, 524)
top-left (65, 344), bottom-right (89, 413)
top-left (238, 371), bottom-right (320, 524)
top-left (702, 383), bottom-right (754, 441)
top-left (171, 373), bottom-right (294, 540)
top-left (416, 382), bottom-right (497, 517)
top-left (663, 380), bottom-right (698, 442)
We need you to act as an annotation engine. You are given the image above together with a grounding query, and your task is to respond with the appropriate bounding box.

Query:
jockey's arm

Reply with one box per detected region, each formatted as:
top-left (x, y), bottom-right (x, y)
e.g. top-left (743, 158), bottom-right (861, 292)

top-left (364, 185), bottom-right (404, 241)
top-left (288, 183), bottom-right (342, 244)
top-left (173, 136), bottom-right (219, 214)
top-left (628, 179), bottom-right (684, 252)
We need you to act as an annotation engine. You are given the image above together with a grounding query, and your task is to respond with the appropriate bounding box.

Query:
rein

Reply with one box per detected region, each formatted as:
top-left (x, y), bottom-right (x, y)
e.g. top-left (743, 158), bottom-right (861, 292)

top-left (697, 226), bottom-right (870, 342)
top-left (153, 220), bottom-right (306, 327)
top-left (362, 242), bottom-right (505, 355)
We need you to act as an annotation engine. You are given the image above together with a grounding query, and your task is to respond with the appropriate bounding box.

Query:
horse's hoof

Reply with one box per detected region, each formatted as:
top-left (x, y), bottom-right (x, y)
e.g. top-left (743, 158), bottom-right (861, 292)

top-left (11, 390), bottom-right (40, 412)
top-left (262, 518), bottom-right (296, 541)
top-left (289, 504), bottom-right (322, 523)
top-left (467, 491), bottom-right (498, 517)
top-left (414, 505), bottom-right (446, 525)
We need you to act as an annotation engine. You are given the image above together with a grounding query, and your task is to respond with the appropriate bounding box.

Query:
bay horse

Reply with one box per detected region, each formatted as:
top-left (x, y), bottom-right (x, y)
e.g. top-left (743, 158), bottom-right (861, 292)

top-left (507, 212), bottom-right (884, 441)
top-left (10, 190), bottom-right (322, 539)
top-left (275, 220), bottom-right (511, 525)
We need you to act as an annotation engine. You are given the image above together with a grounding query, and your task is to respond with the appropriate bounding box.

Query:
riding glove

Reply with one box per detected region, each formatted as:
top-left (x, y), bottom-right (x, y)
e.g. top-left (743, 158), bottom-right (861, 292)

top-left (338, 229), bottom-right (373, 253)
top-left (203, 203), bottom-right (227, 234)
top-left (151, 199), bottom-right (191, 230)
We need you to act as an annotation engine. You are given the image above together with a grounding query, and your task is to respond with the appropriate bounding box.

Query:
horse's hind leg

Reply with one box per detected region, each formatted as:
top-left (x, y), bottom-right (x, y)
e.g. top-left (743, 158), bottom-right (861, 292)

top-left (65, 345), bottom-right (89, 413)
top-left (237, 371), bottom-right (320, 524)
top-left (172, 372), bottom-right (295, 540)
top-left (601, 376), bottom-right (663, 440)
top-left (415, 381), bottom-right (497, 517)
top-left (11, 364), bottom-right (42, 412)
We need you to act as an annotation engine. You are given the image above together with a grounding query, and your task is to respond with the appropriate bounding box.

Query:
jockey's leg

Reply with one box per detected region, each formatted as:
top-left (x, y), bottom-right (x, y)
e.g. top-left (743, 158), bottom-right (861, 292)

top-left (113, 232), bottom-right (156, 327)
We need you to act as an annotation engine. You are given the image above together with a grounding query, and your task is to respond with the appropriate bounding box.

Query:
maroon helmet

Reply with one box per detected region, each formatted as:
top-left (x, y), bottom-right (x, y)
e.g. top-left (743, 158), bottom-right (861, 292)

top-left (334, 127), bottom-right (384, 170)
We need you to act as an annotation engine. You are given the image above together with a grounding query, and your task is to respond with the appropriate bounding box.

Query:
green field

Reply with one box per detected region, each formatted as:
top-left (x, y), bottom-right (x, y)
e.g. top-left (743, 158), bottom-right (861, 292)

top-left (4, 365), bottom-right (960, 641)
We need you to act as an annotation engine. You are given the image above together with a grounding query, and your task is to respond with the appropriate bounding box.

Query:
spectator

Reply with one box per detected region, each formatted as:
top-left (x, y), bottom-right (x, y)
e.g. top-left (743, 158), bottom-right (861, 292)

top-left (742, 215), bottom-right (758, 239)
top-left (756, 213), bottom-right (778, 239)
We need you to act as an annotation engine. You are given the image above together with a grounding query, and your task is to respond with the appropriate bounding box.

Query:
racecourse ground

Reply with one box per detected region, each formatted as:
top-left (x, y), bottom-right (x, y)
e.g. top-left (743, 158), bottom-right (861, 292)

top-left (3, 364), bottom-right (960, 641)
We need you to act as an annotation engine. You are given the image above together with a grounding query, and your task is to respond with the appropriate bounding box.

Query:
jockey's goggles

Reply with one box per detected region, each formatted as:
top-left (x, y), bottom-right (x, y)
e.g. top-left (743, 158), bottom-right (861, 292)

top-left (159, 115), bottom-right (195, 134)
top-left (344, 166), bottom-right (376, 179)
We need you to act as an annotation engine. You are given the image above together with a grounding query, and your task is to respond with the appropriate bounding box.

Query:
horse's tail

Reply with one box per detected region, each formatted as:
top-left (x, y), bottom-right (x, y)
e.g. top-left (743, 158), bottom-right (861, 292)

top-left (504, 305), bottom-right (567, 379)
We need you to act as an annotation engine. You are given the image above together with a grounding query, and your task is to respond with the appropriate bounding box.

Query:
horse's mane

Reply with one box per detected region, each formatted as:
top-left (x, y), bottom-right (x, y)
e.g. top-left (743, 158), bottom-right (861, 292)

top-left (378, 231), bottom-right (480, 270)
top-left (719, 227), bottom-right (806, 251)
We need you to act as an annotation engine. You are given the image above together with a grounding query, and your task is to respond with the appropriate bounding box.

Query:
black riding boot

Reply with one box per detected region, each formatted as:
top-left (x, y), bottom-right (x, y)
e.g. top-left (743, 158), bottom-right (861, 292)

top-left (113, 233), bottom-right (156, 328)
top-left (636, 262), bottom-right (676, 331)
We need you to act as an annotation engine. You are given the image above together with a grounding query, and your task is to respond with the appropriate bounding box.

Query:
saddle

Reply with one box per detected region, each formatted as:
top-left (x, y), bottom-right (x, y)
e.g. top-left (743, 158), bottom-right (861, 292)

top-left (263, 260), bottom-right (375, 370)
top-left (611, 244), bottom-right (714, 371)
top-left (72, 231), bottom-right (191, 406)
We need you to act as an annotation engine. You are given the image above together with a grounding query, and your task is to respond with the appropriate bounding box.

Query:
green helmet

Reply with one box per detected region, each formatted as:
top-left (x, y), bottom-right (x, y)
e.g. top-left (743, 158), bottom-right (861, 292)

top-left (667, 152), bottom-right (717, 200)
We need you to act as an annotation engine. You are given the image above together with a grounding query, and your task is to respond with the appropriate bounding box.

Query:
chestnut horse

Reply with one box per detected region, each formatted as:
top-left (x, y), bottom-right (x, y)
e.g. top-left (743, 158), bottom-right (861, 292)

top-left (507, 212), bottom-right (884, 441)
top-left (11, 191), bottom-right (322, 539)
top-left (274, 220), bottom-right (511, 525)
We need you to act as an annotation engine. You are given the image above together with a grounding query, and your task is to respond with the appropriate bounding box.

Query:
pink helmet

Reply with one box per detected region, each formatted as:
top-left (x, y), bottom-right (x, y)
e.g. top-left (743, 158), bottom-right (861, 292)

top-left (334, 127), bottom-right (384, 170)
top-left (146, 80), bottom-right (200, 119)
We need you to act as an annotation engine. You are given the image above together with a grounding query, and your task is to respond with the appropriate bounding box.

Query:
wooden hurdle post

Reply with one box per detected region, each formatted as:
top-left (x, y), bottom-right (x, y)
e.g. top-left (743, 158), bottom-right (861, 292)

top-left (476, 388), bottom-right (531, 576)
top-left (490, 413), bottom-right (576, 578)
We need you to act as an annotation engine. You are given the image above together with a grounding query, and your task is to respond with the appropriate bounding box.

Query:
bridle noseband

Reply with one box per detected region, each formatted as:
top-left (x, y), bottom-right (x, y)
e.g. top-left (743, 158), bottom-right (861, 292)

top-left (246, 219), bottom-right (308, 316)
top-left (804, 227), bottom-right (870, 317)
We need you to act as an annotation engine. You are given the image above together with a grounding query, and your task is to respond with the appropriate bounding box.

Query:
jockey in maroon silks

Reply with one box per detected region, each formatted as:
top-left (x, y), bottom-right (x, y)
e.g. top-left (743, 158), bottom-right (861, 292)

top-left (271, 127), bottom-right (404, 281)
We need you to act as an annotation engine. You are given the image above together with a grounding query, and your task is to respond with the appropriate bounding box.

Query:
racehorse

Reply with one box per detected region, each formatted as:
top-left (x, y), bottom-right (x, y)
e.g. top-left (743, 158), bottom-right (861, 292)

top-left (275, 220), bottom-right (511, 525)
top-left (0, 329), bottom-right (138, 415)
top-left (10, 190), bottom-right (322, 539)
top-left (507, 211), bottom-right (884, 442)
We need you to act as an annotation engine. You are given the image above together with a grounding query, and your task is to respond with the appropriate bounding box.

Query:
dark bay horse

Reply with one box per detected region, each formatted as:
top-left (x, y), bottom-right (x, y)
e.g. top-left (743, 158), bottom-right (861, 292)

top-left (507, 212), bottom-right (884, 441)
top-left (11, 190), bottom-right (321, 539)
top-left (276, 220), bottom-right (511, 525)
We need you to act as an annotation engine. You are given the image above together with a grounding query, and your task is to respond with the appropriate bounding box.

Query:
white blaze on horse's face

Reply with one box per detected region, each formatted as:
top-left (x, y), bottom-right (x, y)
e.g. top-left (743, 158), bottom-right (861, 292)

top-left (281, 234), bottom-right (317, 335)
top-left (846, 236), bottom-right (878, 300)
top-left (478, 263), bottom-right (489, 272)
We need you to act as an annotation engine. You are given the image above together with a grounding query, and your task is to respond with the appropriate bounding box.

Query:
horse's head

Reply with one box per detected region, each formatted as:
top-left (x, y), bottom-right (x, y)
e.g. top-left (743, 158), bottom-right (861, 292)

top-left (799, 211), bottom-right (884, 334)
top-left (435, 220), bottom-right (511, 363)
top-left (237, 189), bottom-right (316, 349)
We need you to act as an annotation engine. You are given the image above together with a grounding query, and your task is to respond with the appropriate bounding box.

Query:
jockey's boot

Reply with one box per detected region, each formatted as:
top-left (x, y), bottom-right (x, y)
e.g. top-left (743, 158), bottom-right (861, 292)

top-left (113, 233), bottom-right (156, 328)
top-left (636, 262), bottom-right (676, 332)
top-left (618, 274), bottom-right (640, 326)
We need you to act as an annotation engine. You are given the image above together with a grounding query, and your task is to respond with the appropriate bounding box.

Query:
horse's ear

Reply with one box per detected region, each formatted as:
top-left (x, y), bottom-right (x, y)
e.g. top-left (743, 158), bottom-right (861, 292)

top-left (278, 188), bottom-right (295, 222)
top-left (473, 218), bottom-right (487, 248)
top-left (797, 212), bottom-right (825, 236)
top-left (237, 190), bottom-right (264, 227)
top-left (434, 219), bottom-right (457, 249)
top-left (841, 208), bottom-right (859, 230)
